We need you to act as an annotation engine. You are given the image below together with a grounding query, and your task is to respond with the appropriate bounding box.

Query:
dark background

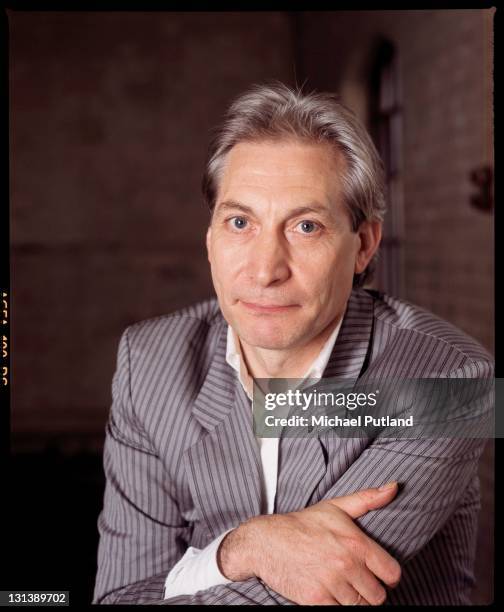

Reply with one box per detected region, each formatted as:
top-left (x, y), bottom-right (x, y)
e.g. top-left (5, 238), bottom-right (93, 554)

top-left (7, 10), bottom-right (494, 605)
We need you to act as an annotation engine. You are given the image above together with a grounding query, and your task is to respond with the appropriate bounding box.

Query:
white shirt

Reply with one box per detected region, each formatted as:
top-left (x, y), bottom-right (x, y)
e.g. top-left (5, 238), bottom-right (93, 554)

top-left (164, 319), bottom-right (343, 599)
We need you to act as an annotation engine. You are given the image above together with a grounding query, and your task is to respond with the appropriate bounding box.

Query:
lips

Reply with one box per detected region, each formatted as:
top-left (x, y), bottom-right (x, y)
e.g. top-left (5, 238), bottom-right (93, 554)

top-left (239, 301), bottom-right (300, 314)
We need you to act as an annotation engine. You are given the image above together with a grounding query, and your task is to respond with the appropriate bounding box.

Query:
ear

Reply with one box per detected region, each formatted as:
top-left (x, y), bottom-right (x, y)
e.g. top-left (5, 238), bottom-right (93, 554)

top-left (354, 221), bottom-right (382, 275)
top-left (206, 226), bottom-right (212, 263)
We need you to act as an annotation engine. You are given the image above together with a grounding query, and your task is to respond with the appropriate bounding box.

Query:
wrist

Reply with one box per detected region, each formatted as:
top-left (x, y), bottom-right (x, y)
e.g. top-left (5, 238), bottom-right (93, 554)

top-left (217, 517), bottom-right (262, 581)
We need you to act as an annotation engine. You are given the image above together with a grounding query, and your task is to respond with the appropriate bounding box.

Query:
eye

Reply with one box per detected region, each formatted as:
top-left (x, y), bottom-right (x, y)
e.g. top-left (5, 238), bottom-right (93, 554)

top-left (228, 216), bottom-right (248, 230)
top-left (296, 220), bottom-right (319, 234)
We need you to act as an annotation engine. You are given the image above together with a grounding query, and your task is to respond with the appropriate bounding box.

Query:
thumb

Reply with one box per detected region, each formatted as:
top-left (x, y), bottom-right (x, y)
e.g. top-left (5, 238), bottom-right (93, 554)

top-left (328, 482), bottom-right (398, 519)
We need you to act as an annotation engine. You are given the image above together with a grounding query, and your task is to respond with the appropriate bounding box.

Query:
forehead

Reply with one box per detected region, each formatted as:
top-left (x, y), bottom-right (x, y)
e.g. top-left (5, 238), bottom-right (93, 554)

top-left (217, 139), bottom-right (346, 208)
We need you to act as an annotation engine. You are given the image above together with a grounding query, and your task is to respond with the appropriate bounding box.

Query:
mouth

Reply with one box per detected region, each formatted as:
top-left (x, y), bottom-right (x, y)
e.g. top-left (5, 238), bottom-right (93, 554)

top-left (239, 301), bottom-right (300, 314)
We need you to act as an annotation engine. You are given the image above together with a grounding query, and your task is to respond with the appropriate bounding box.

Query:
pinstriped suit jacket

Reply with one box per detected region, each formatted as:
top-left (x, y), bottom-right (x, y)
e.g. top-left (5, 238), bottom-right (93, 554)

top-left (93, 288), bottom-right (493, 605)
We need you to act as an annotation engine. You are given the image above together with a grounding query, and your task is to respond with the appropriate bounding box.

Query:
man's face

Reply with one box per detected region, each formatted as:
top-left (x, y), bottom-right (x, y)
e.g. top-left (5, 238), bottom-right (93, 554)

top-left (206, 139), bottom-right (376, 351)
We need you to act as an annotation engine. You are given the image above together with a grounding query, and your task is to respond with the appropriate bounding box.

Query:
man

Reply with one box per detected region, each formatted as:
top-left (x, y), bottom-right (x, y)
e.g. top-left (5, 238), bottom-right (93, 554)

top-left (93, 83), bottom-right (493, 605)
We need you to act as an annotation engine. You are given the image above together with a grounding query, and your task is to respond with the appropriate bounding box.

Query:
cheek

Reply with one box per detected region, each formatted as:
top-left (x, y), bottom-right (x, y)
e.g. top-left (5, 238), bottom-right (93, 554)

top-left (209, 240), bottom-right (243, 285)
top-left (298, 243), bottom-right (354, 282)
top-left (294, 244), bottom-right (355, 304)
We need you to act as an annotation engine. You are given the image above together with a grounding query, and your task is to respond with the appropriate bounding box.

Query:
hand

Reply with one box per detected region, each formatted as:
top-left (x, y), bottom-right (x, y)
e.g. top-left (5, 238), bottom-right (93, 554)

top-left (217, 482), bottom-right (401, 605)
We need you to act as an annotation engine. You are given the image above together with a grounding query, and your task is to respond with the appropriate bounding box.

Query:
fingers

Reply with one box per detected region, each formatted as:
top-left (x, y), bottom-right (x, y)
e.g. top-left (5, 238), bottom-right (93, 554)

top-left (299, 586), bottom-right (339, 605)
top-left (326, 581), bottom-right (369, 606)
top-left (350, 563), bottom-right (388, 606)
top-left (328, 482), bottom-right (398, 519)
top-left (364, 536), bottom-right (402, 588)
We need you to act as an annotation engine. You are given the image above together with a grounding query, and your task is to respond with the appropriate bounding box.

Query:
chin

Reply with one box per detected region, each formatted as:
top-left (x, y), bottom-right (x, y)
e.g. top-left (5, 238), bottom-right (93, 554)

top-left (237, 324), bottom-right (304, 351)
top-left (246, 338), bottom-right (293, 351)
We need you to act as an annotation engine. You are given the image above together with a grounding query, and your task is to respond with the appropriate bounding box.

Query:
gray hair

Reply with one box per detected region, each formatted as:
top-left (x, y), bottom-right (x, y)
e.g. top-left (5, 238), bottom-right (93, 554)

top-left (202, 82), bottom-right (387, 287)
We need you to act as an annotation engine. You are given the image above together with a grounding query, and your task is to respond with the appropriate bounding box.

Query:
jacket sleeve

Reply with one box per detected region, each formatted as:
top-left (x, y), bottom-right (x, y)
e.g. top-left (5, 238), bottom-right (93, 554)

top-left (319, 360), bottom-right (493, 566)
top-left (93, 328), bottom-right (294, 605)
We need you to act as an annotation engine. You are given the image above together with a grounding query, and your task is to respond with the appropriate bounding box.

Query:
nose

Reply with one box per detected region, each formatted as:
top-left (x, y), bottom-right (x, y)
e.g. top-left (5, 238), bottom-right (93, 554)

top-left (249, 229), bottom-right (291, 287)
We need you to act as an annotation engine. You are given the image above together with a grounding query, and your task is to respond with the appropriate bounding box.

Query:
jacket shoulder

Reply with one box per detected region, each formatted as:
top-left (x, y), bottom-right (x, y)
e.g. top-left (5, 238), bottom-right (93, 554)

top-left (126, 296), bottom-right (224, 335)
top-left (124, 297), bottom-right (224, 349)
top-left (118, 297), bottom-right (226, 401)
top-left (367, 290), bottom-right (493, 375)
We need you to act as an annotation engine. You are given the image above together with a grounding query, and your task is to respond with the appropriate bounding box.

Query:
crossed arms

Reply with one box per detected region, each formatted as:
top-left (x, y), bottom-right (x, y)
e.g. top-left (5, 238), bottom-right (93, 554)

top-left (92, 332), bottom-right (489, 605)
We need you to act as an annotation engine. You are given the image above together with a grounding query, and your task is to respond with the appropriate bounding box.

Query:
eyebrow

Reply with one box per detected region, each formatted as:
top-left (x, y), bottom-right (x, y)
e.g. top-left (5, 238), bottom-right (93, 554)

top-left (214, 200), bottom-right (332, 219)
top-left (214, 201), bottom-right (255, 216)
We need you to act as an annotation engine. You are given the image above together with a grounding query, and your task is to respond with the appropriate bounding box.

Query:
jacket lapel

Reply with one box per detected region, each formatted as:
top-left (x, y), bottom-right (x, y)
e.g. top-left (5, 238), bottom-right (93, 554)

top-left (184, 322), bottom-right (262, 539)
top-left (323, 288), bottom-right (375, 378)
top-left (275, 289), bottom-right (375, 513)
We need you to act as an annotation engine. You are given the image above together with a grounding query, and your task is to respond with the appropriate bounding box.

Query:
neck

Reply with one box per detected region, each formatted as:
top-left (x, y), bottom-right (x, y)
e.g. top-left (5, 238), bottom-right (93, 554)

top-left (238, 315), bottom-right (342, 379)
